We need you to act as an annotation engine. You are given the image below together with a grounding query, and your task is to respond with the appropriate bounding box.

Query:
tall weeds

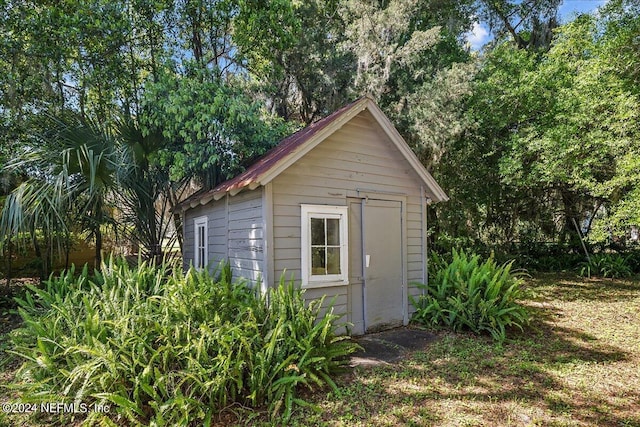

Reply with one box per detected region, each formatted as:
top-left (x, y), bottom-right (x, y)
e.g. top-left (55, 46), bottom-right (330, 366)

top-left (9, 258), bottom-right (356, 425)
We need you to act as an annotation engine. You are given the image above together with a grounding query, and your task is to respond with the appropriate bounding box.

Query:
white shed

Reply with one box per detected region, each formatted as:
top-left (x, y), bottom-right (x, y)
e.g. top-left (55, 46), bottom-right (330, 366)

top-left (179, 97), bottom-right (448, 334)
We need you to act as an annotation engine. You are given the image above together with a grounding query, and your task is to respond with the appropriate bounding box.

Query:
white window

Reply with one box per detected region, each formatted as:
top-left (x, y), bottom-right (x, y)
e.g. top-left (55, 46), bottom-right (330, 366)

top-left (194, 216), bottom-right (208, 270)
top-left (301, 205), bottom-right (349, 288)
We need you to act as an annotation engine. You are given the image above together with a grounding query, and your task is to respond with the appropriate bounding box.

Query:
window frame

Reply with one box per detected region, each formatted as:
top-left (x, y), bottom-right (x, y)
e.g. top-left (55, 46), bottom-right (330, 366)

top-left (193, 215), bottom-right (208, 270)
top-left (301, 204), bottom-right (349, 288)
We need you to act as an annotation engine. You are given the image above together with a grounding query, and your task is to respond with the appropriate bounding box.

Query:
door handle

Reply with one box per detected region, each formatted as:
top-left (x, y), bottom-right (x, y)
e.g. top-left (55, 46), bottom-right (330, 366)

top-left (365, 254), bottom-right (371, 268)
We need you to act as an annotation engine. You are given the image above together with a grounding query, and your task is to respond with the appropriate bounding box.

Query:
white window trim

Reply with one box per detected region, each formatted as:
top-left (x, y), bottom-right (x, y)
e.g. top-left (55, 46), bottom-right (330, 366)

top-left (301, 204), bottom-right (349, 288)
top-left (193, 216), bottom-right (208, 270)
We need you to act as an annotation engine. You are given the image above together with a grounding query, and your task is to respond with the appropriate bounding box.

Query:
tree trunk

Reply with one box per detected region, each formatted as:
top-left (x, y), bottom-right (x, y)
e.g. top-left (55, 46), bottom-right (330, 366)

top-left (167, 183), bottom-right (184, 252)
top-left (44, 229), bottom-right (52, 278)
top-left (95, 227), bottom-right (102, 267)
top-left (584, 200), bottom-right (603, 237)
top-left (32, 230), bottom-right (45, 280)
top-left (560, 188), bottom-right (581, 251)
top-left (5, 236), bottom-right (13, 286)
top-left (44, 244), bottom-right (51, 279)
top-left (64, 230), bottom-right (71, 271)
top-left (148, 200), bottom-right (162, 263)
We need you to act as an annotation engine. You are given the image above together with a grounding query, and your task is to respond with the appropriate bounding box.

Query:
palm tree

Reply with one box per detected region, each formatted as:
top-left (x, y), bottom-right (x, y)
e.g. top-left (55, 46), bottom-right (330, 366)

top-left (56, 116), bottom-right (119, 265)
top-left (117, 119), bottom-right (188, 262)
top-left (1, 145), bottom-right (23, 282)
top-left (0, 113), bottom-right (119, 274)
top-left (1, 112), bottom-right (197, 273)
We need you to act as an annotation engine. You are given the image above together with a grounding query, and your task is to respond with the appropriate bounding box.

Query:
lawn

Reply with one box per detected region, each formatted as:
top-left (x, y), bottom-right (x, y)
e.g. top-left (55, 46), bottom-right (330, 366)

top-left (1, 273), bottom-right (639, 426)
top-left (282, 274), bottom-right (640, 427)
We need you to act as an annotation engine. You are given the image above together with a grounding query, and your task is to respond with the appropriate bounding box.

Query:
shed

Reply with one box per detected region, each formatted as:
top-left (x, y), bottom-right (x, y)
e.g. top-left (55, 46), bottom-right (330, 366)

top-left (179, 97), bottom-right (448, 335)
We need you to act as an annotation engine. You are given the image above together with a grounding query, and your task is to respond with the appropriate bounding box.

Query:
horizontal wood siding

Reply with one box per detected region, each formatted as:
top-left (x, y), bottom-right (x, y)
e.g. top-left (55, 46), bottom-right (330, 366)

top-left (227, 189), bottom-right (264, 287)
top-left (182, 209), bottom-right (195, 271)
top-left (183, 205), bottom-right (200, 270)
top-left (406, 201), bottom-right (424, 316)
top-left (209, 201), bottom-right (227, 270)
top-left (271, 110), bottom-right (425, 313)
top-left (183, 189), bottom-right (265, 286)
top-left (303, 286), bottom-right (348, 328)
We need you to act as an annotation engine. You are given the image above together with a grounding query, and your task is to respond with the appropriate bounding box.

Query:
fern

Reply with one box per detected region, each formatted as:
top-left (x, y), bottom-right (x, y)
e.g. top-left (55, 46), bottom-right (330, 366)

top-left (579, 253), bottom-right (632, 278)
top-left (411, 249), bottom-right (530, 343)
top-left (9, 257), bottom-right (359, 425)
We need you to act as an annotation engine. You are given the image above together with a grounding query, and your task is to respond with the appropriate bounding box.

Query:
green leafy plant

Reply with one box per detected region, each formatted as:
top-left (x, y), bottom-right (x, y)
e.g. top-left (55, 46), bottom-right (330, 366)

top-left (529, 253), bottom-right (585, 272)
top-left (411, 249), bottom-right (530, 342)
top-left (579, 253), bottom-right (633, 278)
top-left (623, 249), bottom-right (640, 274)
top-left (8, 258), bottom-right (357, 425)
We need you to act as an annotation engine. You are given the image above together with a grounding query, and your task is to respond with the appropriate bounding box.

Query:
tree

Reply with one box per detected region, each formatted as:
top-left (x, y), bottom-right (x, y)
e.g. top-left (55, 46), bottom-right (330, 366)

top-left (434, 7), bottom-right (640, 249)
top-left (337, 0), bottom-right (476, 169)
top-left (1, 114), bottom-right (120, 273)
top-left (478, 0), bottom-right (562, 49)
top-left (1, 0), bottom-right (295, 262)
top-left (234, 0), bottom-right (356, 124)
top-left (142, 66), bottom-right (292, 190)
top-left (117, 119), bottom-right (187, 260)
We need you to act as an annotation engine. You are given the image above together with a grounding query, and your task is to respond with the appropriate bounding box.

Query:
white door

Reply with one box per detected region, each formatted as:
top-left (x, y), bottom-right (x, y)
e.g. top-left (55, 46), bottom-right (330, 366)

top-left (363, 199), bottom-right (404, 332)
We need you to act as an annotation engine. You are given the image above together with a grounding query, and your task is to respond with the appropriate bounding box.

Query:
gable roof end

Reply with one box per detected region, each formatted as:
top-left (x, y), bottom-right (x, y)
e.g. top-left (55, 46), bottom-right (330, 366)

top-left (180, 97), bottom-right (448, 210)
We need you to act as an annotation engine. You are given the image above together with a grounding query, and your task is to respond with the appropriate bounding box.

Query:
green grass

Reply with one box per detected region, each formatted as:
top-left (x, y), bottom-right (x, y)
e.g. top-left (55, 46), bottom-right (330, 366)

top-left (281, 273), bottom-right (640, 427)
top-left (2, 273), bottom-right (640, 426)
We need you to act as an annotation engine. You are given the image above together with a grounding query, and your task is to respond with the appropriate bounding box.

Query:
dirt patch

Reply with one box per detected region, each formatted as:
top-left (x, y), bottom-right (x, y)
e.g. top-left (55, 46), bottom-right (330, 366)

top-left (0, 278), bottom-right (36, 335)
top-left (351, 327), bottom-right (437, 366)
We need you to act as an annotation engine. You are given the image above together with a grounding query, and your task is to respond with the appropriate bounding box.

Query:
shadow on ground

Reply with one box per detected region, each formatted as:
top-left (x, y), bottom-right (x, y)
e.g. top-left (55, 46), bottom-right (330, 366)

top-left (529, 273), bottom-right (640, 302)
top-left (350, 327), bottom-right (437, 366)
top-left (294, 275), bottom-right (640, 427)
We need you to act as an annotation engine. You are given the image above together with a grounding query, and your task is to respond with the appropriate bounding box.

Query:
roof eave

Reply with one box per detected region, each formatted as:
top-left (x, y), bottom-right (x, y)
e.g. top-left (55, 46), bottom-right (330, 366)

top-left (179, 96), bottom-right (448, 210)
top-left (256, 98), bottom-right (369, 186)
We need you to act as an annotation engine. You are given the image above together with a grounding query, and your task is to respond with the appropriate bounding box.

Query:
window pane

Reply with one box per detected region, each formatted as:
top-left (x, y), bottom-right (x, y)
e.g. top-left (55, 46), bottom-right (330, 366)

top-left (326, 218), bottom-right (340, 245)
top-left (311, 247), bottom-right (326, 275)
top-left (311, 218), bottom-right (325, 245)
top-left (196, 224), bottom-right (205, 269)
top-left (326, 247), bottom-right (341, 274)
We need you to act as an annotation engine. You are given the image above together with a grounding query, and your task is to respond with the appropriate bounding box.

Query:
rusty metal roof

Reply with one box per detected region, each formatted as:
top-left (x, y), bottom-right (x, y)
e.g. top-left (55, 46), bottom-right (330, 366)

top-left (179, 97), bottom-right (368, 209)
top-left (179, 96), bottom-right (448, 211)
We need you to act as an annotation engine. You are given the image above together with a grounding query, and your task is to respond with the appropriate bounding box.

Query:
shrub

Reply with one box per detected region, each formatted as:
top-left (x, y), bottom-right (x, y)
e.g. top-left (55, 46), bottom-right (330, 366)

top-left (529, 253), bottom-right (585, 272)
top-left (624, 249), bottom-right (640, 274)
top-left (411, 249), bottom-right (530, 342)
top-left (9, 258), bottom-right (357, 425)
top-left (578, 253), bottom-right (633, 278)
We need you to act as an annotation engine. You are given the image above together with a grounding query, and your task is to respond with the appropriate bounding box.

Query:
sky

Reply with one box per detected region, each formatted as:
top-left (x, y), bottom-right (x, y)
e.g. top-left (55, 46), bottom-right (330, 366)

top-left (466, 0), bottom-right (609, 50)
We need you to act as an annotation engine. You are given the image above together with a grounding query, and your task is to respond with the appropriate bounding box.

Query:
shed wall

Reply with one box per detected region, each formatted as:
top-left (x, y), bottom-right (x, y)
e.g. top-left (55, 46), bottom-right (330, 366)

top-left (183, 188), bottom-right (265, 286)
top-left (183, 203), bottom-right (219, 270)
top-left (270, 110), bottom-right (426, 320)
top-left (227, 189), bottom-right (265, 285)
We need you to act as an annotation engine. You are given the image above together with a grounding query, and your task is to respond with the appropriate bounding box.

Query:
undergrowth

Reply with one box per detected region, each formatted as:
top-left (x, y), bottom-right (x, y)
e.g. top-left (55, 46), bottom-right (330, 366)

top-left (7, 258), bottom-right (357, 425)
top-left (579, 253), bottom-right (633, 278)
top-left (411, 249), bottom-right (530, 342)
